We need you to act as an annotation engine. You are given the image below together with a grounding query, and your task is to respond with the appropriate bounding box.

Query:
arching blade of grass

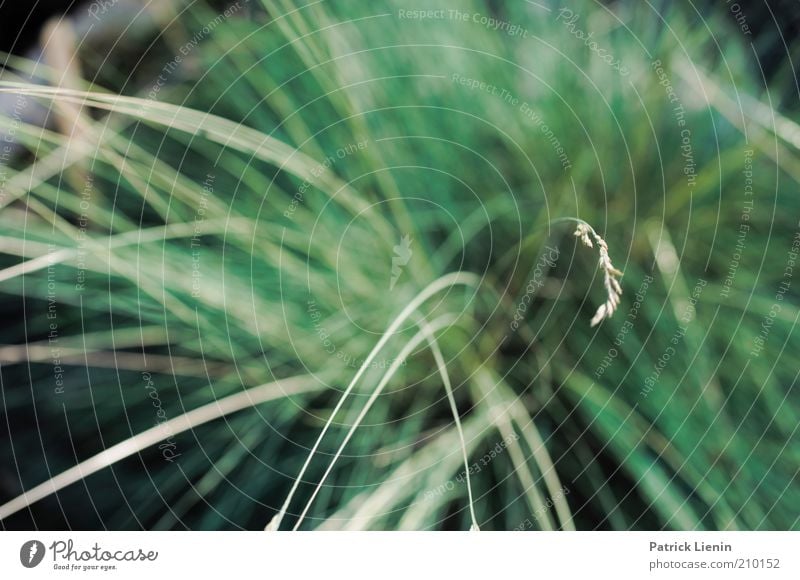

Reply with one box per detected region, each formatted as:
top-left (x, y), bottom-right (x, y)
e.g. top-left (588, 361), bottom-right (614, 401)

top-left (0, 374), bottom-right (321, 521)
top-left (266, 272), bottom-right (479, 530)
top-left (0, 83), bottom-right (376, 220)
top-left (317, 416), bottom-right (486, 531)
top-left (292, 314), bottom-right (459, 530)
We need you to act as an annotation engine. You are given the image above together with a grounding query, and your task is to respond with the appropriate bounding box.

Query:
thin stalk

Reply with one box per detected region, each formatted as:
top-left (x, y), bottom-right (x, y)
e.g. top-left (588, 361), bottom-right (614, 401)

top-left (265, 271), bottom-right (480, 530)
top-left (292, 314), bottom-right (458, 530)
top-left (415, 315), bottom-right (480, 531)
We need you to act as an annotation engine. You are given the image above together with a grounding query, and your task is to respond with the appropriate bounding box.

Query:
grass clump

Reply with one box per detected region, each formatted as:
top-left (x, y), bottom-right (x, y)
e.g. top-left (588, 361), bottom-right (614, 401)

top-left (0, 0), bottom-right (798, 531)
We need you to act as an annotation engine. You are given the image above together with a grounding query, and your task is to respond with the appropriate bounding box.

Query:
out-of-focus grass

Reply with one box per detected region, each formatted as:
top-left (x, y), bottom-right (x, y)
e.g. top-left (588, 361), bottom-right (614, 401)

top-left (0, 0), bottom-right (798, 530)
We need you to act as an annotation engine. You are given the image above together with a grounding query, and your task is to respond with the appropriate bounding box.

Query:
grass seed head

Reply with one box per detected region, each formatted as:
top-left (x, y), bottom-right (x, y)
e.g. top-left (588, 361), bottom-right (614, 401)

top-left (574, 223), bottom-right (623, 327)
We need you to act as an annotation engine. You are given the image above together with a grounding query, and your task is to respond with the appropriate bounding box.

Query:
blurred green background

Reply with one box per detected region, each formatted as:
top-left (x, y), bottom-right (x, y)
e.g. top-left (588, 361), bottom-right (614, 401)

top-left (0, 0), bottom-right (798, 530)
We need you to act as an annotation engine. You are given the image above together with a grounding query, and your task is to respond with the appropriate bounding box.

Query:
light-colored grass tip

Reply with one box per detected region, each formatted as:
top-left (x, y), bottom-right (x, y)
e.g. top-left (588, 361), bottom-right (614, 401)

top-left (574, 223), bottom-right (623, 327)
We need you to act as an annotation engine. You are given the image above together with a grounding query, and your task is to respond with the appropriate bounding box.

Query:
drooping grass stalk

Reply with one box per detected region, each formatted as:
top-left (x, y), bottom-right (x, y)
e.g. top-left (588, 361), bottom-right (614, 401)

top-left (265, 271), bottom-right (480, 530)
top-left (292, 314), bottom-right (458, 530)
top-left (416, 316), bottom-right (481, 531)
top-left (293, 314), bottom-right (482, 530)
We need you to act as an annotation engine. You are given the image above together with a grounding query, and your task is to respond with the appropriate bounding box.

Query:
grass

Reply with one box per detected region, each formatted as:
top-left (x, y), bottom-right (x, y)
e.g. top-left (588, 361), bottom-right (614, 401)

top-left (0, 0), bottom-right (798, 530)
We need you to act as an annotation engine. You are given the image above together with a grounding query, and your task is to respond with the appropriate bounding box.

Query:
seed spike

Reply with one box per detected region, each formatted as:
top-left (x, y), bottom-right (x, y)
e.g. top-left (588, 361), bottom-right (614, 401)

top-left (574, 222), bottom-right (623, 326)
